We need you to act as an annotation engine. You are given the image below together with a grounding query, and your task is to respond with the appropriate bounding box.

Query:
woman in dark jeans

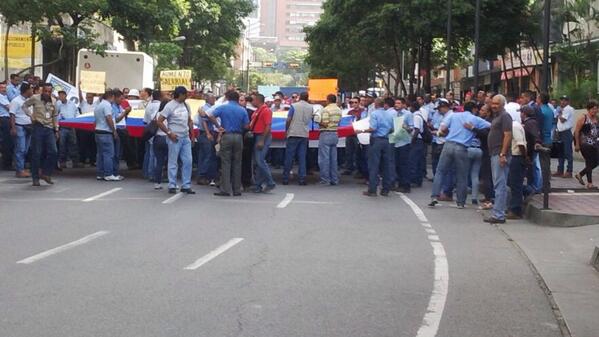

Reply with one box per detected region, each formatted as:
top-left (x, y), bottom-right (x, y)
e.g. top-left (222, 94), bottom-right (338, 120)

top-left (574, 100), bottom-right (599, 189)
top-left (152, 100), bottom-right (170, 189)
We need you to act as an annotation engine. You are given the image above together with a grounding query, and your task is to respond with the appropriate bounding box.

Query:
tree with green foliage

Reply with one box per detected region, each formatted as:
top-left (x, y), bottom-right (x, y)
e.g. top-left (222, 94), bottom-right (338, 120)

top-left (306, 0), bottom-right (536, 95)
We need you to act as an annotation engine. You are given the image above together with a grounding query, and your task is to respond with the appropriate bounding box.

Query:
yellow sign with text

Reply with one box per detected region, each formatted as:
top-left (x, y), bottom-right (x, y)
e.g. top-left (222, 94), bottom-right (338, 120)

top-left (80, 70), bottom-right (106, 94)
top-left (0, 34), bottom-right (33, 58)
top-left (160, 70), bottom-right (192, 91)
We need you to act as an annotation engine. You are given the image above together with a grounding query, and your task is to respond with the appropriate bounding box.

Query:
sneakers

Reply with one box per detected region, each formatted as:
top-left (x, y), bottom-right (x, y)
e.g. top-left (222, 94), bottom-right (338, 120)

top-left (484, 217), bottom-right (506, 224)
top-left (168, 188), bottom-right (177, 194)
top-left (456, 204), bottom-right (465, 209)
top-left (263, 184), bottom-right (276, 193)
top-left (96, 176), bottom-right (103, 181)
top-left (154, 183), bottom-right (163, 190)
top-left (32, 179), bottom-right (40, 187)
top-left (104, 175), bottom-right (124, 181)
top-left (209, 180), bottom-right (216, 187)
top-left (181, 188), bottom-right (196, 195)
top-left (428, 199), bottom-right (439, 207)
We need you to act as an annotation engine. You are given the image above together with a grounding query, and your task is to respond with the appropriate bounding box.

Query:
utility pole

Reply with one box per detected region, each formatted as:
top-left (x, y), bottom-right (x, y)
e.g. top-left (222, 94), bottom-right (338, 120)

top-left (474, 0), bottom-right (481, 92)
top-left (541, 0), bottom-right (551, 94)
top-left (446, 0), bottom-right (452, 93)
top-left (541, 0), bottom-right (552, 210)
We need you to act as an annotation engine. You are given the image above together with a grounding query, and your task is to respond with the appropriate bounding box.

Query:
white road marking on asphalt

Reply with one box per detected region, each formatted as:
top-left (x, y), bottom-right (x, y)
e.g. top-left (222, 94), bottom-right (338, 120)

top-left (16, 231), bottom-right (109, 264)
top-left (425, 228), bottom-right (437, 234)
top-left (82, 188), bottom-right (122, 202)
top-left (162, 193), bottom-right (184, 204)
top-left (397, 193), bottom-right (449, 337)
top-left (184, 238), bottom-right (245, 270)
top-left (277, 193), bottom-right (294, 208)
top-left (0, 198), bottom-right (82, 202)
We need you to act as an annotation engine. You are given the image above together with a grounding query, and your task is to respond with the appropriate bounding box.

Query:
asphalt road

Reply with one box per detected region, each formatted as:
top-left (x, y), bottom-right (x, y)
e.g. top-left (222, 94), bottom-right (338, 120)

top-left (0, 168), bottom-right (564, 337)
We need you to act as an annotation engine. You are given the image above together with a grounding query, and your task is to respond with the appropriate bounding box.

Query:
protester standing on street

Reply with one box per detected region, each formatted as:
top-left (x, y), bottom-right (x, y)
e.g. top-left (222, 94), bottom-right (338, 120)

top-left (574, 100), bottom-right (599, 189)
top-left (142, 90), bottom-right (162, 181)
top-left (317, 94), bottom-right (342, 185)
top-left (208, 90), bottom-right (250, 196)
top-left (283, 92), bottom-right (313, 185)
top-left (7, 74), bottom-right (21, 101)
top-left (506, 112), bottom-right (528, 220)
top-left (484, 94), bottom-right (513, 224)
top-left (56, 90), bottom-right (81, 168)
top-left (358, 98), bottom-right (394, 197)
top-left (554, 95), bottom-right (575, 178)
top-left (409, 102), bottom-right (426, 187)
top-left (152, 99), bottom-right (170, 190)
top-left (157, 86), bottom-right (195, 195)
top-left (0, 82), bottom-right (13, 171)
top-left (393, 98), bottom-right (413, 193)
top-left (195, 94), bottom-right (218, 186)
top-left (250, 93), bottom-right (276, 193)
top-left (9, 83), bottom-right (33, 178)
top-left (94, 90), bottom-right (122, 181)
top-left (429, 101), bottom-right (491, 209)
top-left (343, 97), bottom-right (363, 176)
top-left (22, 83), bottom-right (59, 186)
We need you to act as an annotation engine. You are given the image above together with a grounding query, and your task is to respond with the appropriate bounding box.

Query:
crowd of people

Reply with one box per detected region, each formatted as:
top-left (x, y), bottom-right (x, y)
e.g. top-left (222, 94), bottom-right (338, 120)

top-left (1, 73), bottom-right (598, 224)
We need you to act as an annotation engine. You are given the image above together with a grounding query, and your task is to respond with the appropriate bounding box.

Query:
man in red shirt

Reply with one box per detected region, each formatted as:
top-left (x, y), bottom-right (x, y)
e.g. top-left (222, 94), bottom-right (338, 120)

top-left (250, 93), bottom-right (276, 193)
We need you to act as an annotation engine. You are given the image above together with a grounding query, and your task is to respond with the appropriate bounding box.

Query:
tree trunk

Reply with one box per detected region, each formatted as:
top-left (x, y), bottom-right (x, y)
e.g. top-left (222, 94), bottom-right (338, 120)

top-left (4, 24), bottom-right (11, 81)
top-left (422, 39), bottom-right (432, 94)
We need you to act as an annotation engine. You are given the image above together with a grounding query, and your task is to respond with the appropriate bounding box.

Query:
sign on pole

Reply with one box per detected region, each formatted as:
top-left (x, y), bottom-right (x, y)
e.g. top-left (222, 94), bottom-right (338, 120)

top-left (160, 70), bottom-right (192, 91)
top-left (80, 70), bottom-right (106, 94)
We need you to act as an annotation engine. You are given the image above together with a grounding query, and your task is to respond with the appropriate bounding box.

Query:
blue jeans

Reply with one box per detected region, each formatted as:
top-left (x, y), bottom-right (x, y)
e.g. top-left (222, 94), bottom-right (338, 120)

top-left (153, 135), bottom-right (168, 184)
top-left (113, 136), bottom-right (121, 176)
top-left (509, 155), bottom-right (526, 216)
top-left (468, 147), bottom-right (483, 202)
top-left (95, 133), bottom-right (115, 177)
top-left (557, 130), bottom-right (573, 173)
top-left (13, 124), bottom-right (31, 173)
top-left (254, 134), bottom-right (275, 189)
top-left (318, 132), bottom-right (339, 184)
top-left (491, 154), bottom-right (511, 220)
top-left (142, 140), bottom-right (156, 179)
top-left (431, 141), bottom-right (469, 205)
top-left (432, 142), bottom-right (443, 176)
top-left (59, 128), bottom-right (79, 164)
top-left (167, 136), bottom-right (193, 189)
top-left (395, 144), bottom-right (411, 189)
top-left (368, 137), bottom-right (393, 193)
top-left (409, 139), bottom-right (425, 186)
top-left (31, 125), bottom-right (57, 180)
top-left (530, 153), bottom-right (542, 193)
top-left (283, 137), bottom-right (308, 182)
top-left (197, 132), bottom-right (217, 179)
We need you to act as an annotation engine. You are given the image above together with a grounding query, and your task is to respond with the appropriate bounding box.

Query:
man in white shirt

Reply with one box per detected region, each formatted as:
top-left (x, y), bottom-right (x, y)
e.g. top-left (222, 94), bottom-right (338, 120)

top-left (9, 83), bottom-right (33, 178)
top-left (56, 90), bottom-right (81, 168)
top-left (553, 95), bottom-right (575, 178)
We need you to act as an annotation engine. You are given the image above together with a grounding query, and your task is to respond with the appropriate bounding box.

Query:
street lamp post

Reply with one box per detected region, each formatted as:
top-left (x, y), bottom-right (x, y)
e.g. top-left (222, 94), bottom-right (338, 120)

top-left (446, 0), bottom-right (452, 93)
top-left (541, 0), bottom-right (552, 210)
top-left (474, 0), bottom-right (481, 92)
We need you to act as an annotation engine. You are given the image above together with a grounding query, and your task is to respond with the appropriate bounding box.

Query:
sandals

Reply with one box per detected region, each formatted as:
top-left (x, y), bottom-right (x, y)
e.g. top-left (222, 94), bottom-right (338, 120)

top-left (575, 173), bottom-right (585, 186)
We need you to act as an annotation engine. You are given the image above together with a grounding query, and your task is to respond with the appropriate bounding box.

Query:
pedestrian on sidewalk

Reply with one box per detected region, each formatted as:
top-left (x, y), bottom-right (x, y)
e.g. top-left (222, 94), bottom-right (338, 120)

top-left (484, 95), bottom-right (513, 224)
top-left (574, 100), bottom-right (599, 189)
top-left (554, 95), bottom-right (575, 178)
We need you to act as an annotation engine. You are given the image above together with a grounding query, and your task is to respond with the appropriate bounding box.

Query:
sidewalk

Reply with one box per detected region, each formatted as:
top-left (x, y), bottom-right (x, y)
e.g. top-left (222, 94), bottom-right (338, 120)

top-left (498, 220), bottom-right (599, 337)
top-left (526, 159), bottom-right (599, 227)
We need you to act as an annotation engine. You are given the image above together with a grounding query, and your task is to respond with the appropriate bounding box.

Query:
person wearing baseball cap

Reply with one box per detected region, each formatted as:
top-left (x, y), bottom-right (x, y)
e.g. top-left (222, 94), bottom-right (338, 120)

top-left (156, 86), bottom-right (196, 194)
top-left (553, 95), bottom-right (575, 178)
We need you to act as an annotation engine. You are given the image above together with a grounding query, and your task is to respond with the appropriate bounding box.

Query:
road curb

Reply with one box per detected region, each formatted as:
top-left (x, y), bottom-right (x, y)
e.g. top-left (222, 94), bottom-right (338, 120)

top-left (494, 223), bottom-right (573, 337)
top-left (525, 202), bottom-right (599, 227)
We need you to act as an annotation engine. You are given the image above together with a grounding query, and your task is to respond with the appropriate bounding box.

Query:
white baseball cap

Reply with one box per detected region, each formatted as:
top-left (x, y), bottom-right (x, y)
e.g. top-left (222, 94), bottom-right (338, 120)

top-left (128, 89), bottom-right (140, 97)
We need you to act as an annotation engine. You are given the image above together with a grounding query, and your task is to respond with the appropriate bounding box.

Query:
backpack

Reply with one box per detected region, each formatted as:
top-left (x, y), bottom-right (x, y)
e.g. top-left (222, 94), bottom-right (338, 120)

top-left (415, 113), bottom-right (433, 143)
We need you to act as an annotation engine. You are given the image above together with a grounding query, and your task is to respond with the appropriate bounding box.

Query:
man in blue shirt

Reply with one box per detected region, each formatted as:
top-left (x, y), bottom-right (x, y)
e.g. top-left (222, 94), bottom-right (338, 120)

top-left (0, 82), bottom-right (14, 170)
top-left (208, 90), bottom-right (250, 196)
top-left (56, 90), bottom-right (81, 168)
top-left (7, 74), bottom-right (21, 101)
top-left (393, 98), bottom-right (413, 193)
top-left (429, 101), bottom-right (491, 208)
top-left (94, 91), bottom-right (122, 181)
top-left (357, 98), bottom-right (394, 196)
